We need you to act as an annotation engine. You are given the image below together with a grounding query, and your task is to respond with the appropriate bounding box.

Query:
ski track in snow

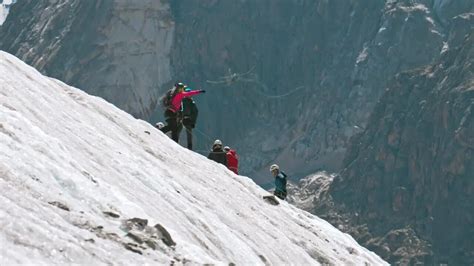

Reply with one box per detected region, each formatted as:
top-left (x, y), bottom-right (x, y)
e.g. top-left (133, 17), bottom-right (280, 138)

top-left (0, 51), bottom-right (387, 265)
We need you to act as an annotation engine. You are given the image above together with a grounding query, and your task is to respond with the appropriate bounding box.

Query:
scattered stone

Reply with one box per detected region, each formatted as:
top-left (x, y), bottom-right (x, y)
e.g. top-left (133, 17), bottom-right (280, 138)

top-left (30, 175), bottom-right (40, 182)
top-left (105, 232), bottom-right (120, 242)
top-left (316, 255), bottom-right (331, 265)
top-left (127, 242), bottom-right (139, 248)
top-left (81, 171), bottom-right (97, 184)
top-left (48, 201), bottom-right (70, 211)
top-left (262, 195), bottom-right (279, 205)
top-left (145, 239), bottom-right (158, 250)
top-left (126, 231), bottom-right (145, 244)
top-left (85, 238), bottom-right (95, 243)
top-left (123, 218), bottom-right (148, 231)
top-left (154, 223), bottom-right (176, 247)
top-left (144, 130), bottom-right (150, 135)
top-left (123, 243), bottom-right (143, 255)
top-left (347, 247), bottom-right (357, 255)
top-left (258, 255), bottom-right (267, 264)
top-left (103, 211), bottom-right (120, 218)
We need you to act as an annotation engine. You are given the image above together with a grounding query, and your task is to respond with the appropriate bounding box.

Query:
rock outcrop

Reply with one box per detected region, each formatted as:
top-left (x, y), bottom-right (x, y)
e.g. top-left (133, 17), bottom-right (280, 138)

top-left (290, 18), bottom-right (474, 264)
top-left (332, 28), bottom-right (474, 264)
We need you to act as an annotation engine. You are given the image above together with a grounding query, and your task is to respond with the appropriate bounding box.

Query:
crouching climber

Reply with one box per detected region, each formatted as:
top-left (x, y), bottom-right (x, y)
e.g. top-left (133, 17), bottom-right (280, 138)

top-left (224, 146), bottom-right (239, 174)
top-left (208, 140), bottom-right (228, 166)
top-left (269, 164), bottom-right (287, 200)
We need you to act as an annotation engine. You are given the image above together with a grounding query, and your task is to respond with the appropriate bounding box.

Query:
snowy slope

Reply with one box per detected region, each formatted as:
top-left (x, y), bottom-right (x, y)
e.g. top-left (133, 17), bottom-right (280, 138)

top-left (0, 51), bottom-right (387, 265)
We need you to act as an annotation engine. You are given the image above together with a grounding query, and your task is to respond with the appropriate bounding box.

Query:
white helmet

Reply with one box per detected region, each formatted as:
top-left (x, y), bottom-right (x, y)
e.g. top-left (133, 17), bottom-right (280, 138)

top-left (269, 164), bottom-right (279, 172)
top-left (155, 122), bottom-right (165, 129)
top-left (224, 146), bottom-right (230, 152)
top-left (214, 139), bottom-right (223, 146)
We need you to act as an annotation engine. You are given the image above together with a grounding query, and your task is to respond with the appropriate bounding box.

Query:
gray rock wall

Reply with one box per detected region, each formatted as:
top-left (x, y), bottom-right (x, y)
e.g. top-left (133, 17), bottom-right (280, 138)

top-left (0, 0), bottom-right (470, 181)
top-left (0, 0), bottom-right (174, 118)
top-left (169, 0), bottom-right (449, 181)
top-left (332, 30), bottom-right (474, 265)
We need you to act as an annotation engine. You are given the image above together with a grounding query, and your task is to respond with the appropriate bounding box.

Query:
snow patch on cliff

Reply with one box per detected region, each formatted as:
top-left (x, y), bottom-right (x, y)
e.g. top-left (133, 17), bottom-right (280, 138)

top-left (0, 0), bottom-right (15, 25)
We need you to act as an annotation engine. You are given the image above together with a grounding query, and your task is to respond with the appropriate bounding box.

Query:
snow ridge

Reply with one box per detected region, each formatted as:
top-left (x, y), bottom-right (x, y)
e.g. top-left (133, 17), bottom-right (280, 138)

top-left (0, 51), bottom-right (386, 265)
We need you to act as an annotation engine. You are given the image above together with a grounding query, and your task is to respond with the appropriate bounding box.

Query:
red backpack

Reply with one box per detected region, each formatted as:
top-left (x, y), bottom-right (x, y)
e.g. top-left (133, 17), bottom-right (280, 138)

top-left (226, 150), bottom-right (239, 174)
top-left (161, 87), bottom-right (177, 109)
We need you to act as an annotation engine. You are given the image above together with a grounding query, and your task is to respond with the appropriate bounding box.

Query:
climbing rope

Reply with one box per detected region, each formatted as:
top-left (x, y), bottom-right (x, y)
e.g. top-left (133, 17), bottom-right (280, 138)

top-left (192, 127), bottom-right (214, 142)
top-left (206, 66), bottom-right (256, 85)
top-left (244, 81), bottom-right (306, 99)
top-left (206, 67), bottom-right (307, 99)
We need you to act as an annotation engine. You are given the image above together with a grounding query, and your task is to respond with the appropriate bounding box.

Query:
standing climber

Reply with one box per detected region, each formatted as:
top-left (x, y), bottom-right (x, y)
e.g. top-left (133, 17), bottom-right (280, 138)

top-left (208, 140), bottom-right (228, 166)
top-left (224, 146), bottom-right (239, 174)
top-left (269, 164), bottom-right (287, 200)
top-left (178, 87), bottom-right (199, 150)
top-left (160, 82), bottom-right (205, 143)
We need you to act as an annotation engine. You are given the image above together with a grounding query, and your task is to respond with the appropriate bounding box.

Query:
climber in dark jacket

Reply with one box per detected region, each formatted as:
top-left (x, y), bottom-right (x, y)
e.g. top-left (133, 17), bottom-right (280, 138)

top-left (270, 164), bottom-right (287, 200)
top-left (160, 82), bottom-right (204, 143)
top-left (178, 87), bottom-right (199, 150)
top-left (207, 140), bottom-right (228, 166)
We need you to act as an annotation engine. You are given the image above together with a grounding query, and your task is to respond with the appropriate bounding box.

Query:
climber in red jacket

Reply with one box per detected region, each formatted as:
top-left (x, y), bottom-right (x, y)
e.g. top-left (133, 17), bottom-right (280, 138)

top-left (224, 146), bottom-right (239, 174)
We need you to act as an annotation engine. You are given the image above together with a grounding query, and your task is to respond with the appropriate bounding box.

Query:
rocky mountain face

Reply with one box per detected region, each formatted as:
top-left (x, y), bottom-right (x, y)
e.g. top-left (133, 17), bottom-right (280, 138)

top-left (334, 29), bottom-right (474, 265)
top-left (1, 0), bottom-right (472, 263)
top-left (2, 0), bottom-right (468, 180)
top-left (0, 0), bottom-right (174, 118)
top-left (290, 17), bottom-right (474, 264)
top-left (170, 0), bottom-right (452, 181)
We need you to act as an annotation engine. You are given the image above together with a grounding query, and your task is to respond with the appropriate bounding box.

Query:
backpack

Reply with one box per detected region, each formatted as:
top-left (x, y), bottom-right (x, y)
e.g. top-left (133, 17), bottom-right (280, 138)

top-left (161, 87), bottom-right (177, 109)
top-left (182, 98), bottom-right (199, 125)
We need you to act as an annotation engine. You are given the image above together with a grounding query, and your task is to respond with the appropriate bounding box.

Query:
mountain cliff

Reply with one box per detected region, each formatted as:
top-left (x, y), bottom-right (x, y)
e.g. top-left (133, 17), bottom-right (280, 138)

top-left (332, 25), bottom-right (474, 265)
top-left (290, 18), bottom-right (474, 264)
top-left (2, 0), bottom-right (471, 179)
top-left (0, 0), bottom-right (174, 118)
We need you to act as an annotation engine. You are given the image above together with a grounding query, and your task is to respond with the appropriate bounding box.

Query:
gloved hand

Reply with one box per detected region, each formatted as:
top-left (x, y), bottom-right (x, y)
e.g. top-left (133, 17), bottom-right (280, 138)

top-left (200, 90), bottom-right (206, 93)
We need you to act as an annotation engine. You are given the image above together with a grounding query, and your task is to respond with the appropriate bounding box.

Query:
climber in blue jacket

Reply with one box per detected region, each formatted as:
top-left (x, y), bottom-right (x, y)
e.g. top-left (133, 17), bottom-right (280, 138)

top-left (269, 164), bottom-right (287, 200)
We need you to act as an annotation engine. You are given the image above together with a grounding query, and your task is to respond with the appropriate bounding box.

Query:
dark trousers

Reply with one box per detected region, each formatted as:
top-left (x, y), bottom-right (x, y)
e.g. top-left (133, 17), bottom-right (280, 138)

top-left (160, 109), bottom-right (180, 142)
top-left (274, 190), bottom-right (287, 200)
top-left (184, 125), bottom-right (193, 150)
top-left (180, 118), bottom-right (193, 150)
